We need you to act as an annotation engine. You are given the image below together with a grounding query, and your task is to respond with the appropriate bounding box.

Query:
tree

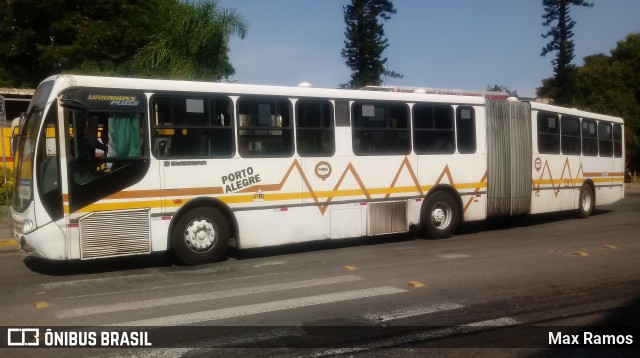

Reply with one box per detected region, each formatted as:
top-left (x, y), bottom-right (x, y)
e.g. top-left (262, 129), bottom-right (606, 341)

top-left (341, 0), bottom-right (400, 88)
top-left (486, 84), bottom-right (518, 98)
top-left (539, 0), bottom-right (593, 105)
top-left (131, 0), bottom-right (247, 81)
top-left (0, 0), bottom-right (164, 88)
top-left (573, 33), bottom-right (640, 171)
top-left (0, 0), bottom-right (247, 87)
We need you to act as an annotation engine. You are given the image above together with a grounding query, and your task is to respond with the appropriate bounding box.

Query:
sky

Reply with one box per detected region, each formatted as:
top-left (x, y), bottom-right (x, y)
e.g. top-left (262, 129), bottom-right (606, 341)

top-left (216, 0), bottom-right (640, 98)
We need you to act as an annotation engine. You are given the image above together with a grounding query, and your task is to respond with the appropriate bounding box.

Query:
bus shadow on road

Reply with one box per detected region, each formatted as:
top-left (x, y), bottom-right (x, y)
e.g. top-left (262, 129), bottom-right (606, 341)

top-left (20, 208), bottom-right (616, 275)
top-left (229, 232), bottom-right (418, 260)
top-left (456, 208), bottom-right (613, 236)
top-left (23, 252), bottom-right (175, 276)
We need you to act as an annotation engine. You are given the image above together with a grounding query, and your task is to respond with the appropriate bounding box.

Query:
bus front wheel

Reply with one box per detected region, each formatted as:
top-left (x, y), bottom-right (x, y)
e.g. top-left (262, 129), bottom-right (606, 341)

top-left (171, 207), bottom-right (229, 265)
top-left (422, 191), bottom-right (460, 239)
top-left (578, 184), bottom-right (594, 219)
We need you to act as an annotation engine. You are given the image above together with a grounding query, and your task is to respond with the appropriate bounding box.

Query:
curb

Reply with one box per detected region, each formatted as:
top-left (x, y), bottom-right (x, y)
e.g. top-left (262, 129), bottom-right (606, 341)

top-left (0, 238), bottom-right (18, 252)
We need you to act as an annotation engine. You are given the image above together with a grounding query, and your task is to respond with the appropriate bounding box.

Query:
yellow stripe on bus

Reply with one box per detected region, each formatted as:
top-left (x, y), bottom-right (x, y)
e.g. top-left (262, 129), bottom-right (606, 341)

top-left (68, 182), bottom-right (488, 213)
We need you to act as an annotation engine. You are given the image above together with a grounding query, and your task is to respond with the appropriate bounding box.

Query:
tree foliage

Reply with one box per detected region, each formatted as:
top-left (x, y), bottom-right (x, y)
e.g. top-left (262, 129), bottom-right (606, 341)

top-left (341, 0), bottom-right (400, 88)
top-left (0, 0), bottom-right (164, 87)
top-left (539, 0), bottom-right (593, 105)
top-left (131, 0), bottom-right (247, 81)
top-left (0, 0), bottom-right (246, 87)
top-left (486, 84), bottom-right (518, 98)
top-left (572, 33), bottom-right (640, 170)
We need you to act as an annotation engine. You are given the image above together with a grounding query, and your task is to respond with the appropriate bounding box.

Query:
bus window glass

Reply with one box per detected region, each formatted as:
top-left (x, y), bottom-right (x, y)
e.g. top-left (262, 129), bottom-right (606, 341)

top-left (352, 102), bottom-right (410, 155)
top-left (598, 121), bottom-right (613, 157)
top-left (237, 98), bottom-right (293, 157)
top-left (413, 104), bottom-right (454, 154)
top-left (537, 112), bottom-right (560, 154)
top-left (581, 119), bottom-right (598, 156)
top-left (152, 96), bottom-right (234, 158)
top-left (296, 100), bottom-right (335, 156)
top-left (37, 105), bottom-right (62, 219)
top-left (613, 124), bottom-right (622, 158)
top-left (561, 116), bottom-right (581, 155)
top-left (456, 106), bottom-right (476, 154)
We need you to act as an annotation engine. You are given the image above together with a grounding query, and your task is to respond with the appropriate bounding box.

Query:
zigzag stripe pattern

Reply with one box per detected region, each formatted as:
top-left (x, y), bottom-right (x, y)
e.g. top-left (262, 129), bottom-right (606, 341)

top-left (242, 156), bottom-right (485, 215)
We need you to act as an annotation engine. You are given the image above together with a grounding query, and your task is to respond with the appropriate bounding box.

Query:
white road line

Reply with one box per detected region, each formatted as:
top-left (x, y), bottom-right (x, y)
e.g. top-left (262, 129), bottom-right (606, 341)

top-left (57, 275), bottom-right (363, 319)
top-left (312, 316), bottom-right (519, 356)
top-left (42, 274), bottom-right (156, 290)
top-left (106, 286), bottom-right (407, 326)
top-left (55, 272), bottom-right (283, 300)
top-left (362, 302), bottom-right (464, 322)
top-left (98, 328), bottom-right (303, 358)
top-left (439, 254), bottom-right (471, 259)
top-left (463, 317), bottom-right (518, 327)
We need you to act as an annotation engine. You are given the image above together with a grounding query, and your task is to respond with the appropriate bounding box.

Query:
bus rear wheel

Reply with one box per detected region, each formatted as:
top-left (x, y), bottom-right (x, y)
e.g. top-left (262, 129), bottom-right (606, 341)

top-left (578, 184), bottom-right (594, 219)
top-left (422, 191), bottom-right (460, 239)
top-left (171, 207), bottom-right (229, 265)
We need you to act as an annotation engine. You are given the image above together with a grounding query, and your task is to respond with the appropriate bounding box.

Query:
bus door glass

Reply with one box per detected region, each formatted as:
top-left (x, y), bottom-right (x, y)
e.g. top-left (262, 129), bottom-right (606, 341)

top-left (61, 89), bottom-right (150, 213)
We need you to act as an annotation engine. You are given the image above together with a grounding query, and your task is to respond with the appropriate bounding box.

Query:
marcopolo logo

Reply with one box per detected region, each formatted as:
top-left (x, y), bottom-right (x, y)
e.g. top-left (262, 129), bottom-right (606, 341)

top-left (7, 328), bottom-right (40, 346)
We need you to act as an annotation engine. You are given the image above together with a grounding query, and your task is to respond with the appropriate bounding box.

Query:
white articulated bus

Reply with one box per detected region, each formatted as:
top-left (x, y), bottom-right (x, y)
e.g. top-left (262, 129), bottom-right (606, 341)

top-left (11, 75), bottom-right (625, 265)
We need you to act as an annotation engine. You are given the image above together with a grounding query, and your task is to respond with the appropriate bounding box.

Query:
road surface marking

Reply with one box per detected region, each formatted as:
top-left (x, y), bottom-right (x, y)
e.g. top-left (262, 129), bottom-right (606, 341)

top-left (55, 272), bottom-right (283, 300)
top-left (34, 301), bottom-right (48, 309)
top-left (439, 254), bottom-right (471, 259)
top-left (463, 317), bottom-right (518, 327)
top-left (311, 316), bottom-right (519, 356)
top-left (43, 274), bottom-right (156, 290)
top-left (362, 302), bottom-right (464, 322)
top-left (57, 275), bottom-right (363, 318)
top-left (106, 286), bottom-right (407, 326)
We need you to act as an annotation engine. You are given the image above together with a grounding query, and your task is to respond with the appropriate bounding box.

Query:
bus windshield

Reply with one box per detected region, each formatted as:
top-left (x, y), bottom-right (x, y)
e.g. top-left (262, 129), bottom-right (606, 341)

top-left (12, 80), bottom-right (54, 212)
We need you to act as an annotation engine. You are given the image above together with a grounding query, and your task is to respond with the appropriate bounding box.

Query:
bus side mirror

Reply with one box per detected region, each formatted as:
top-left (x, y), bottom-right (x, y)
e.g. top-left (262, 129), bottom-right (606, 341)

top-left (59, 98), bottom-right (88, 114)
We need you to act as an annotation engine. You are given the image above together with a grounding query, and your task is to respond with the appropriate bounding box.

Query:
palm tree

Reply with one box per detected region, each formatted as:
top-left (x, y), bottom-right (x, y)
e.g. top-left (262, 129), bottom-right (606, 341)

top-left (132, 0), bottom-right (247, 81)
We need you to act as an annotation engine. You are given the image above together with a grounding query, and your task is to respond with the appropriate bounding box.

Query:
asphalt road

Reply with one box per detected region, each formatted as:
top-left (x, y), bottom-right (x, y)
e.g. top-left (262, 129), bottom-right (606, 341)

top-left (1, 190), bottom-right (639, 357)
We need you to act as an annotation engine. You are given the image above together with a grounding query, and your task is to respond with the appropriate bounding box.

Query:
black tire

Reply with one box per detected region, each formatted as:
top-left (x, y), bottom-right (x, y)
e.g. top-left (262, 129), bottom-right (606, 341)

top-left (422, 191), bottom-right (460, 239)
top-left (578, 184), bottom-right (594, 219)
top-left (171, 207), bottom-right (229, 265)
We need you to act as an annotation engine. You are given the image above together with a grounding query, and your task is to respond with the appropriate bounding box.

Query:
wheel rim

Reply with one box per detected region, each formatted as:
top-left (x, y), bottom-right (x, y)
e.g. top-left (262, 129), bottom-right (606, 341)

top-left (184, 218), bottom-right (217, 252)
top-left (581, 190), bottom-right (592, 212)
top-left (431, 201), bottom-right (453, 229)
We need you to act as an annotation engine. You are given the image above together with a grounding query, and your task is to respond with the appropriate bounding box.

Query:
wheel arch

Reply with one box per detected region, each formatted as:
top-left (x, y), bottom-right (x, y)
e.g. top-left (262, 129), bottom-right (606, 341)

top-left (167, 197), bottom-right (239, 250)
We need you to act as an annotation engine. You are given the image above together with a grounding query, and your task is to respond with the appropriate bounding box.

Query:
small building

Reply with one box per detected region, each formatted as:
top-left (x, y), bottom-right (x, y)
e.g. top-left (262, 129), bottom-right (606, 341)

top-left (1, 87), bottom-right (34, 123)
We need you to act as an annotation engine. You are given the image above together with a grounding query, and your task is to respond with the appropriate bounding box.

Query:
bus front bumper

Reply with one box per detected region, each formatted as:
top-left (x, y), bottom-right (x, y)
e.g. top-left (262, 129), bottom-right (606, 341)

top-left (18, 221), bottom-right (66, 260)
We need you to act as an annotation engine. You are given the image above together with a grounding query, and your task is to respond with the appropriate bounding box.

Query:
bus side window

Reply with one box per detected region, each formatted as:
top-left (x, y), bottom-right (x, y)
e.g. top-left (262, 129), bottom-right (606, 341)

top-left (413, 104), bottom-right (455, 155)
top-left (613, 124), bottom-right (622, 158)
top-left (152, 96), bottom-right (234, 158)
top-left (561, 116), bottom-right (581, 155)
top-left (537, 112), bottom-right (560, 154)
top-left (237, 98), bottom-right (293, 157)
top-left (581, 119), bottom-right (598, 156)
top-left (352, 102), bottom-right (410, 155)
top-left (456, 106), bottom-right (476, 154)
top-left (296, 100), bottom-right (335, 156)
top-left (598, 121), bottom-right (613, 157)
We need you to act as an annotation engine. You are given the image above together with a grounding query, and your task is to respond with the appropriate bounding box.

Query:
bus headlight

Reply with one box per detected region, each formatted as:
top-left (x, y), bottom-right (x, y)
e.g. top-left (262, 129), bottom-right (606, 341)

top-left (22, 219), bottom-right (34, 234)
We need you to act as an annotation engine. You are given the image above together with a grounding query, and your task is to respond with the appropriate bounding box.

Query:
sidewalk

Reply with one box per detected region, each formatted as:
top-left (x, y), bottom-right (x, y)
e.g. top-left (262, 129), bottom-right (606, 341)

top-left (1, 182), bottom-right (639, 253)
top-left (0, 227), bottom-right (17, 252)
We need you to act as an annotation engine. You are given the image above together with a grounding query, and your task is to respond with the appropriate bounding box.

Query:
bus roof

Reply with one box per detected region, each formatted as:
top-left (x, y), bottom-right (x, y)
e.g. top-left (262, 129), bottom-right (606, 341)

top-left (43, 74), bottom-right (487, 106)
